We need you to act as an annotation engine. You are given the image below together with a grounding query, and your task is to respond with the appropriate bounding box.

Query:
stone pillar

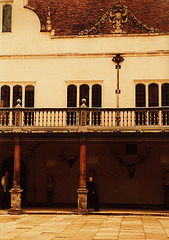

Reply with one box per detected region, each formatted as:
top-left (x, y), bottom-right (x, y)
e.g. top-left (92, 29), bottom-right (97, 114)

top-left (9, 139), bottom-right (23, 214)
top-left (76, 139), bottom-right (88, 214)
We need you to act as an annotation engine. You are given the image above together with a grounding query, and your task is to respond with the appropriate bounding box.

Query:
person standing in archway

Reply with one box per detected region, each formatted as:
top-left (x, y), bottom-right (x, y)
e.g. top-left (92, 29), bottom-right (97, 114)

top-left (1, 171), bottom-right (10, 209)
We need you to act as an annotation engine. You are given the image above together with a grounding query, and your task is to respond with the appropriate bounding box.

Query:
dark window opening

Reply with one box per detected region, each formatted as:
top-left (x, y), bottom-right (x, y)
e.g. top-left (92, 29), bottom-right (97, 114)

top-left (80, 84), bottom-right (89, 107)
top-left (148, 83), bottom-right (159, 107)
top-left (1, 85), bottom-right (10, 107)
top-left (162, 83), bottom-right (169, 106)
top-left (136, 84), bottom-right (145, 107)
top-left (13, 85), bottom-right (22, 107)
top-left (2, 5), bottom-right (12, 32)
top-left (92, 84), bottom-right (102, 107)
top-left (67, 85), bottom-right (77, 107)
top-left (25, 85), bottom-right (34, 107)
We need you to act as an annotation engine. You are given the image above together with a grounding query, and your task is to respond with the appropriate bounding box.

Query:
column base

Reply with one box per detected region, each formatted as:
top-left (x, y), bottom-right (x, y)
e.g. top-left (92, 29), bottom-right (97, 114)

top-left (76, 187), bottom-right (88, 215)
top-left (9, 187), bottom-right (23, 215)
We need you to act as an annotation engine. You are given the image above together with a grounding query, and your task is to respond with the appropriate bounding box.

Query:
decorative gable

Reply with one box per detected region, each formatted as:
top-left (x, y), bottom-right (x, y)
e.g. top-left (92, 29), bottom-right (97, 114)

top-left (79, 2), bottom-right (159, 35)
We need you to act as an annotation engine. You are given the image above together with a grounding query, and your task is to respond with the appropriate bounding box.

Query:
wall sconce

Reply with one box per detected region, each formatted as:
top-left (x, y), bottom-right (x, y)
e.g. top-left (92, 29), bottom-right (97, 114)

top-left (112, 54), bottom-right (124, 108)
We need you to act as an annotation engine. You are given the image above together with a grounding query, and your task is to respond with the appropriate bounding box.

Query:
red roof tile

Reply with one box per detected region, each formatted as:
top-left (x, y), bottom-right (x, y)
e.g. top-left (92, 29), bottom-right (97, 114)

top-left (26, 0), bottom-right (169, 35)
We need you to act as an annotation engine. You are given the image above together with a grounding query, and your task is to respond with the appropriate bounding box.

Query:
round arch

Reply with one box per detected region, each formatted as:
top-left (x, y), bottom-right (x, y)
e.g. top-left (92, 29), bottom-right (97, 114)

top-left (0, 157), bottom-right (27, 205)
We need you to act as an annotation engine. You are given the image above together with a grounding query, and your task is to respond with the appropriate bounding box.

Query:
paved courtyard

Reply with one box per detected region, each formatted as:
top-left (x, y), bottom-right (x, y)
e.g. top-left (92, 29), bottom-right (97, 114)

top-left (0, 212), bottom-right (169, 240)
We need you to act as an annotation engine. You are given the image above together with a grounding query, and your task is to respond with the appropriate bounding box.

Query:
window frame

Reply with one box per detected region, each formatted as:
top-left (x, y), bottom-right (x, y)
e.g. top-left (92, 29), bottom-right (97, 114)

top-left (2, 4), bottom-right (12, 33)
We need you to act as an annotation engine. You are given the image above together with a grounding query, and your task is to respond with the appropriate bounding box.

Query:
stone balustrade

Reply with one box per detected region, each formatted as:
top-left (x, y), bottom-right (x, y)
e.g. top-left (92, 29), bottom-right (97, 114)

top-left (0, 107), bottom-right (169, 131)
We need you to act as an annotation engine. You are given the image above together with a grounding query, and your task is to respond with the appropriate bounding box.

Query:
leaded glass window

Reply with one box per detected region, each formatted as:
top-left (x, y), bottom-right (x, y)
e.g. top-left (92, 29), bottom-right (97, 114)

top-left (67, 85), bottom-right (77, 107)
top-left (25, 85), bottom-right (34, 107)
top-left (136, 84), bottom-right (145, 107)
top-left (80, 84), bottom-right (89, 107)
top-left (148, 83), bottom-right (159, 107)
top-left (1, 85), bottom-right (10, 107)
top-left (2, 5), bottom-right (12, 32)
top-left (162, 83), bottom-right (169, 106)
top-left (13, 85), bottom-right (22, 106)
top-left (92, 84), bottom-right (102, 107)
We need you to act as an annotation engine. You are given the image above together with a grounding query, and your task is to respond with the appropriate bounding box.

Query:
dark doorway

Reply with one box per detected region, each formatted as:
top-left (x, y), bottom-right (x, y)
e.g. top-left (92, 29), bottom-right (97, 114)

top-left (0, 157), bottom-right (27, 205)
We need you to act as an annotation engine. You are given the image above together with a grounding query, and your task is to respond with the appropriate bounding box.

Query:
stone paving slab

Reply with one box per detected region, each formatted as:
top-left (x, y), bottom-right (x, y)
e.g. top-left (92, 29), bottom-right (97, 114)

top-left (0, 212), bottom-right (169, 239)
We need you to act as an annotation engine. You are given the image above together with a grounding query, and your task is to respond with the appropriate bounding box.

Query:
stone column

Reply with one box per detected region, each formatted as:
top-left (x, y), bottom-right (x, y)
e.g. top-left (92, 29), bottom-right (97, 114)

top-left (9, 139), bottom-right (23, 214)
top-left (76, 139), bottom-right (88, 214)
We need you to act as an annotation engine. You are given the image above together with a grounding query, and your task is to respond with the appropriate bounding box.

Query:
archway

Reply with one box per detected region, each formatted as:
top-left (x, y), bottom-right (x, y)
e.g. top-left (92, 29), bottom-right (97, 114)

top-left (0, 157), bottom-right (27, 205)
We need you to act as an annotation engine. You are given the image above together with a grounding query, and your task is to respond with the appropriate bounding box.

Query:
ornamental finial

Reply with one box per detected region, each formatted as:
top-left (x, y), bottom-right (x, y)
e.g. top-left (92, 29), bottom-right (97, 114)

top-left (46, 6), bottom-right (52, 31)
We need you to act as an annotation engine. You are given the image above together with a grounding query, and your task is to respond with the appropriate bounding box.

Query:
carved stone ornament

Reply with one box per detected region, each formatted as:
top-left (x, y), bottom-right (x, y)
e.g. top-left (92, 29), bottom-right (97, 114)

top-left (79, 2), bottom-right (159, 35)
top-left (109, 2), bottom-right (128, 33)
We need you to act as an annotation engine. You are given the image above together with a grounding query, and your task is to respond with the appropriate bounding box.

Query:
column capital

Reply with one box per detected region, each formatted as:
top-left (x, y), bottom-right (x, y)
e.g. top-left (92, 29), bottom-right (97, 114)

top-left (14, 138), bottom-right (20, 145)
top-left (80, 137), bottom-right (86, 145)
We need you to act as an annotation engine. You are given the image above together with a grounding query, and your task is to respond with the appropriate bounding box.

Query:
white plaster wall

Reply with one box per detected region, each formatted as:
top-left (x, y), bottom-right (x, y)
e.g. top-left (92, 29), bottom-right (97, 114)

top-left (0, 55), bottom-right (168, 108)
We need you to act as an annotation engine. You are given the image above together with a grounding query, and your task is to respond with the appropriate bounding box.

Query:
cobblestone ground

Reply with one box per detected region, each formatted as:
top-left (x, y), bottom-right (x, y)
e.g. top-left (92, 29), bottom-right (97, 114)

top-left (0, 214), bottom-right (169, 240)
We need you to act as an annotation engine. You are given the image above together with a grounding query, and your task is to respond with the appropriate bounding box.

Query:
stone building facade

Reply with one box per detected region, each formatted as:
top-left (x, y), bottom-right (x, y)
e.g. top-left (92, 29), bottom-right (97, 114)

top-left (0, 0), bottom-right (169, 213)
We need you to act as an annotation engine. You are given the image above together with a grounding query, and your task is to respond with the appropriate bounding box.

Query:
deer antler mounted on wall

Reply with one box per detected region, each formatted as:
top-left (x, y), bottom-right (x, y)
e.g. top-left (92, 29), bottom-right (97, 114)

top-left (59, 151), bottom-right (79, 168)
top-left (111, 146), bottom-right (151, 178)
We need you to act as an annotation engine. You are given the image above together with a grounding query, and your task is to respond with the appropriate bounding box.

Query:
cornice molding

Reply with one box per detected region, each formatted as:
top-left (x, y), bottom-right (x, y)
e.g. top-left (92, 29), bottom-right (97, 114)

top-left (0, 51), bottom-right (168, 59)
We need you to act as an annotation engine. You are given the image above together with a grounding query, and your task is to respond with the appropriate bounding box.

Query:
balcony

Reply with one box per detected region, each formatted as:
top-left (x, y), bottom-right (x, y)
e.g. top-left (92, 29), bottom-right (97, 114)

top-left (0, 106), bottom-right (169, 133)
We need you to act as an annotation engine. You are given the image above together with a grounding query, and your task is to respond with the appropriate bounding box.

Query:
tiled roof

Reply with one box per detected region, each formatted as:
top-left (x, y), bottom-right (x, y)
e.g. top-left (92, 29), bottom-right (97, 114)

top-left (26, 0), bottom-right (169, 36)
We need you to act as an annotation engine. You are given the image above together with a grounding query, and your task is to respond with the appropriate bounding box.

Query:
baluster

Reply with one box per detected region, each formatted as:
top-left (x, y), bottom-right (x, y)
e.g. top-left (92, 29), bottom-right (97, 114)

top-left (9, 111), bottom-right (12, 127)
top-left (30, 111), bottom-right (33, 126)
top-left (107, 111), bottom-right (109, 126)
top-left (42, 111), bottom-right (44, 126)
top-left (92, 111), bottom-right (94, 126)
top-left (63, 111), bottom-right (66, 126)
top-left (128, 111), bottom-right (131, 126)
top-left (57, 111), bottom-right (60, 126)
top-left (104, 111), bottom-right (107, 126)
top-left (73, 111), bottom-right (75, 126)
top-left (138, 111), bottom-right (141, 126)
top-left (46, 111), bottom-right (49, 126)
top-left (159, 110), bottom-right (162, 126)
top-left (0, 111), bottom-right (2, 126)
top-left (153, 111), bottom-right (156, 126)
top-left (131, 111), bottom-right (134, 126)
top-left (166, 111), bottom-right (168, 126)
top-left (34, 111), bottom-right (37, 127)
top-left (95, 111), bottom-right (98, 126)
top-left (3, 112), bottom-right (6, 126)
top-left (122, 111), bottom-right (124, 127)
top-left (112, 111), bottom-right (115, 127)
top-left (38, 111), bottom-right (41, 127)
top-left (53, 110), bottom-right (56, 126)
top-left (61, 111), bottom-right (63, 126)
top-left (108, 111), bottom-right (111, 127)
top-left (49, 111), bottom-right (51, 127)
top-left (88, 111), bottom-right (91, 126)
top-left (126, 111), bottom-right (129, 126)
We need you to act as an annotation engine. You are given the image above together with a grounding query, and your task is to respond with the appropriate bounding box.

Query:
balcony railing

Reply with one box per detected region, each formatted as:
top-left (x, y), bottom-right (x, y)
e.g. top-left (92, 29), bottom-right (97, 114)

top-left (0, 107), bottom-right (169, 131)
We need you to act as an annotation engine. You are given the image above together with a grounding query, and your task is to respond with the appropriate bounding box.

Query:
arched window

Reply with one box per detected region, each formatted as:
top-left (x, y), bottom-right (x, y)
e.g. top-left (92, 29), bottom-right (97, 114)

top-left (2, 5), bottom-right (12, 32)
top-left (13, 85), bottom-right (22, 106)
top-left (67, 85), bottom-right (77, 107)
top-left (25, 85), bottom-right (34, 107)
top-left (162, 83), bottom-right (169, 106)
top-left (136, 84), bottom-right (145, 107)
top-left (148, 83), bottom-right (159, 107)
top-left (92, 84), bottom-right (102, 107)
top-left (1, 85), bottom-right (10, 107)
top-left (80, 84), bottom-right (89, 107)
